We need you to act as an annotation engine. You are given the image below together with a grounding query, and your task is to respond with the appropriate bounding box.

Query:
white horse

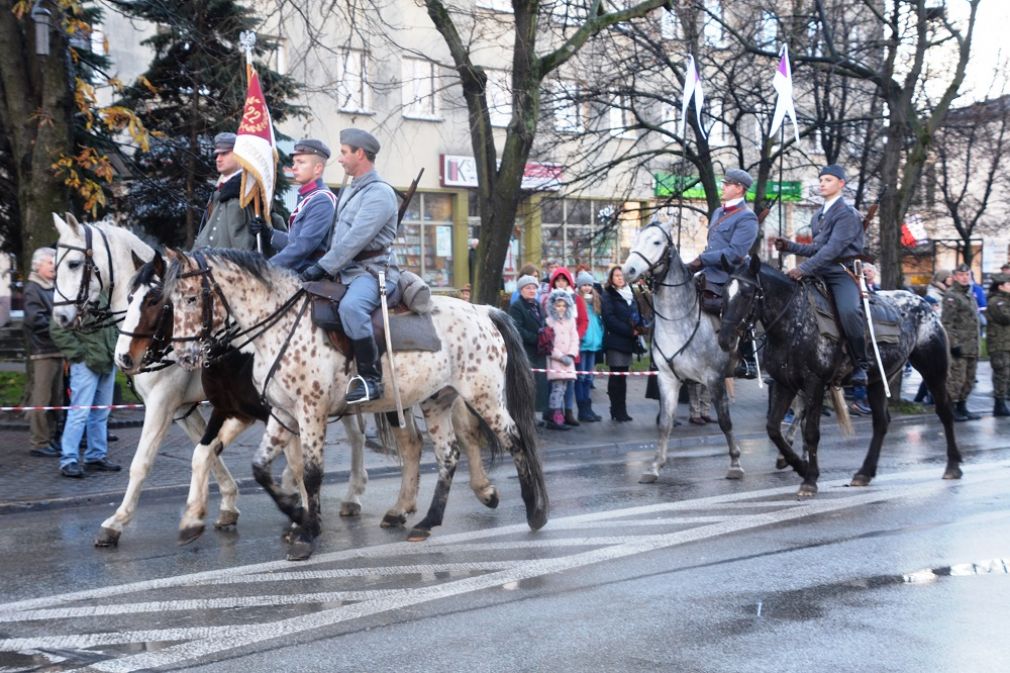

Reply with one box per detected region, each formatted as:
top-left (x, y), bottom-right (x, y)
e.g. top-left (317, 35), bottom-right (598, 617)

top-left (163, 248), bottom-right (548, 561)
top-left (621, 221), bottom-right (745, 483)
top-left (51, 213), bottom-right (374, 546)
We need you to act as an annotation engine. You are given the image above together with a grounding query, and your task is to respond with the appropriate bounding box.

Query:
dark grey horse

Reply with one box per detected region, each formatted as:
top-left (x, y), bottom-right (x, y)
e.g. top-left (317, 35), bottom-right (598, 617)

top-left (718, 256), bottom-right (963, 497)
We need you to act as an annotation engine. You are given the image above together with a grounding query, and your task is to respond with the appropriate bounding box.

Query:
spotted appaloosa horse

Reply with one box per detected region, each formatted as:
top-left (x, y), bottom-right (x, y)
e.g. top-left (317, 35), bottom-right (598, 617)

top-left (117, 252), bottom-right (504, 541)
top-left (621, 222), bottom-right (747, 483)
top-left (164, 248), bottom-right (548, 561)
top-left (718, 255), bottom-right (963, 497)
top-left (52, 212), bottom-right (372, 547)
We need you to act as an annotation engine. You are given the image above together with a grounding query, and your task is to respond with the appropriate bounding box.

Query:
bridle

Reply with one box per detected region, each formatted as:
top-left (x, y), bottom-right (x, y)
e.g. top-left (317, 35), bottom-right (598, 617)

top-left (117, 280), bottom-right (177, 372)
top-left (54, 223), bottom-right (124, 329)
top-left (724, 269), bottom-right (802, 352)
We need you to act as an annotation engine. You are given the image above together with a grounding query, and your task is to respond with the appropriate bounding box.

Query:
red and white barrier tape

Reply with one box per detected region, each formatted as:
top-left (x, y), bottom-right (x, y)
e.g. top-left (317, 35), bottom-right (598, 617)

top-left (530, 368), bottom-right (656, 376)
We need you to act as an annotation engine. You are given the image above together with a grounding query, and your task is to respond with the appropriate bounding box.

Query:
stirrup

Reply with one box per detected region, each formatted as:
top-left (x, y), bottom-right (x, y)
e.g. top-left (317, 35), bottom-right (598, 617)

top-left (345, 374), bottom-right (382, 405)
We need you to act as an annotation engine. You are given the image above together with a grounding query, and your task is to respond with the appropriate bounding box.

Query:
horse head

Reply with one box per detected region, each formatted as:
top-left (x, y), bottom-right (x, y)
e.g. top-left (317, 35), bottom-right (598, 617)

top-left (116, 251), bottom-right (172, 374)
top-left (622, 221), bottom-right (683, 283)
top-left (163, 249), bottom-right (229, 370)
top-left (718, 255), bottom-right (762, 353)
top-left (53, 212), bottom-right (105, 328)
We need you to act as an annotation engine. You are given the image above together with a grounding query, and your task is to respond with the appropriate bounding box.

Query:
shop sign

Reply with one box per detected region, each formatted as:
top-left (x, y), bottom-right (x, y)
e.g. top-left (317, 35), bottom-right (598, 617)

top-left (440, 154), bottom-right (562, 191)
top-left (653, 172), bottom-right (803, 202)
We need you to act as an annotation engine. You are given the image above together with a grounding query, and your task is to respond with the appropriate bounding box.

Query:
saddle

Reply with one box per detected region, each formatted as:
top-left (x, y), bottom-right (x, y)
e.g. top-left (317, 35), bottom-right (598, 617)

top-left (694, 273), bottom-right (724, 316)
top-left (805, 282), bottom-right (901, 346)
top-left (304, 271), bottom-right (441, 363)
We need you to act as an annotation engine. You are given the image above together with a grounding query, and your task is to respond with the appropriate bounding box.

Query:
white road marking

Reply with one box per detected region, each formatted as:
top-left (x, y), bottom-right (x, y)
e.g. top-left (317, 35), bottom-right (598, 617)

top-left (4, 461), bottom-right (1007, 673)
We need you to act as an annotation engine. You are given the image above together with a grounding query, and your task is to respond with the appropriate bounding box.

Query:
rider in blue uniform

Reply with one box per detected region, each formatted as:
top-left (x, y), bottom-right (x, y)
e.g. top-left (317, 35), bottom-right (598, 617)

top-left (300, 129), bottom-right (398, 405)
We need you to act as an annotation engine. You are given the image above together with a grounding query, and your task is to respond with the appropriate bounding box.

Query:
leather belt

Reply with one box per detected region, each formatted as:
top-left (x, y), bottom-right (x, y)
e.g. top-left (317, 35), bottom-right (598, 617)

top-left (354, 249), bottom-right (386, 262)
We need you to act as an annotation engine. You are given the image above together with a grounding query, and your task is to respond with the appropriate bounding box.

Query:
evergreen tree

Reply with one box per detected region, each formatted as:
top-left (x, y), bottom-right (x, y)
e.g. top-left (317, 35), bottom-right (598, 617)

top-left (112, 0), bottom-right (304, 248)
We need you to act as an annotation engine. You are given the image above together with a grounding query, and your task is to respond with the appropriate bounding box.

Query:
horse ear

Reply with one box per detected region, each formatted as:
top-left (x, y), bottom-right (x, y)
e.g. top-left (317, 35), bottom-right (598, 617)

top-left (52, 212), bottom-right (72, 237)
top-left (65, 212), bottom-right (81, 228)
top-left (130, 251), bottom-right (146, 271)
top-left (152, 250), bottom-right (166, 276)
top-left (749, 254), bottom-right (761, 275)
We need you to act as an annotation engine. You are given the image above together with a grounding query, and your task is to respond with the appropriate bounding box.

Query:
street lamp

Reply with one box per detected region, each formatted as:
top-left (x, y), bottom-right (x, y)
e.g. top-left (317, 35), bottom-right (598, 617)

top-left (31, 0), bottom-right (52, 56)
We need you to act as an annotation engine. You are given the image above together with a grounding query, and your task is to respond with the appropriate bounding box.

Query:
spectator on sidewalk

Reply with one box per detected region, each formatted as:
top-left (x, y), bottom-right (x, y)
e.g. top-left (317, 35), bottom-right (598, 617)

top-left (575, 271), bottom-right (603, 422)
top-left (49, 292), bottom-right (121, 478)
top-left (540, 266), bottom-right (587, 426)
top-left (987, 273), bottom-right (1010, 417)
top-left (509, 264), bottom-right (539, 306)
top-left (602, 265), bottom-right (643, 423)
top-left (688, 383), bottom-right (714, 425)
top-left (508, 274), bottom-right (552, 425)
top-left (943, 264), bottom-right (982, 422)
top-left (545, 291), bottom-right (579, 431)
top-left (24, 247), bottom-right (64, 458)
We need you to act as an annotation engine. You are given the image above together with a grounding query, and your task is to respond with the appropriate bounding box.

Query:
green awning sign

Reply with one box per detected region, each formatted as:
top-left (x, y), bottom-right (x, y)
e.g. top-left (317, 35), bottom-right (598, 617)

top-left (653, 173), bottom-right (803, 202)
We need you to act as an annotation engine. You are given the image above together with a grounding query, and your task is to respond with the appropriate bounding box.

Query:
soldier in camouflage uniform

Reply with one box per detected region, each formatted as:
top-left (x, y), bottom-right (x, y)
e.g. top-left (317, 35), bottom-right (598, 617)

top-left (986, 273), bottom-right (1010, 417)
top-left (942, 263), bottom-right (981, 421)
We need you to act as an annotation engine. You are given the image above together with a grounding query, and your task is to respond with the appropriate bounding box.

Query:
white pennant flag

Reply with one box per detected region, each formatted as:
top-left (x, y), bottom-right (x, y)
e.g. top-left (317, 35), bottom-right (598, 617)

top-left (678, 54), bottom-right (707, 139)
top-left (769, 44), bottom-right (800, 143)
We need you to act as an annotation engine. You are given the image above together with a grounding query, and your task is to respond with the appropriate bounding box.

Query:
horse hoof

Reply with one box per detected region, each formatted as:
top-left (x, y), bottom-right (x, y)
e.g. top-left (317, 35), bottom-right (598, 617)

top-left (481, 488), bottom-right (500, 509)
top-left (178, 524), bottom-right (205, 546)
top-left (639, 472), bottom-right (658, 484)
top-left (725, 467), bottom-right (745, 480)
top-left (214, 510), bottom-right (239, 529)
top-left (775, 457), bottom-right (789, 470)
top-left (380, 512), bottom-right (407, 529)
top-left (287, 539), bottom-right (316, 561)
top-left (339, 502), bottom-right (362, 517)
top-left (407, 528), bottom-right (431, 542)
top-left (527, 508), bottom-right (548, 531)
top-left (796, 483), bottom-right (818, 498)
top-left (94, 527), bottom-right (121, 548)
top-left (943, 466), bottom-right (963, 480)
top-left (850, 474), bottom-right (872, 487)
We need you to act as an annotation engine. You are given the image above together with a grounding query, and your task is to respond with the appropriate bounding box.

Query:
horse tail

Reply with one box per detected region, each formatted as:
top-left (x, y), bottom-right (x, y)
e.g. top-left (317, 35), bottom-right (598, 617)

top-left (487, 307), bottom-right (549, 530)
top-left (829, 386), bottom-right (854, 436)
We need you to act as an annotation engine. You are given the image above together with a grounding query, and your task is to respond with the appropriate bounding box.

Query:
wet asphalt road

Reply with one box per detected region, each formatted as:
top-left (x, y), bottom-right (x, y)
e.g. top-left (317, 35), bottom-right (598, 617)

top-left (2, 414), bottom-right (1009, 673)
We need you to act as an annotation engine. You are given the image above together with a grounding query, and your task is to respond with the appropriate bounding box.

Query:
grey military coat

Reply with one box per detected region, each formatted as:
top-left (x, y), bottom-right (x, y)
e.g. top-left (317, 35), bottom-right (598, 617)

top-left (193, 173), bottom-right (256, 251)
top-left (698, 203), bottom-right (759, 284)
top-left (783, 198), bottom-right (863, 275)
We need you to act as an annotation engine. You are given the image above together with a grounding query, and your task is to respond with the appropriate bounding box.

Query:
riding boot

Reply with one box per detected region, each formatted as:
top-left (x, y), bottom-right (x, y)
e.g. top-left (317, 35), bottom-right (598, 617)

top-left (953, 400), bottom-right (980, 422)
top-left (960, 400), bottom-right (980, 421)
top-left (564, 408), bottom-right (580, 426)
top-left (346, 336), bottom-right (384, 405)
top-left (995, 398), bottom-right (1010, 417)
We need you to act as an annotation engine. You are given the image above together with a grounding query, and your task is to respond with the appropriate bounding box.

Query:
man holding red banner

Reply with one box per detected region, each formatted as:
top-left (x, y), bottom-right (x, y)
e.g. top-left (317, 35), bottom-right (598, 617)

top-left (193, 132), bottom-right (258, 251)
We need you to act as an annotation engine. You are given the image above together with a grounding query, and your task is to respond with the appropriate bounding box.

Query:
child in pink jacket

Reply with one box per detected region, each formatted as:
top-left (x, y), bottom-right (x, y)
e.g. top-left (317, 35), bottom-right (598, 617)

top-left (545, 289), bottom-right (579, 431)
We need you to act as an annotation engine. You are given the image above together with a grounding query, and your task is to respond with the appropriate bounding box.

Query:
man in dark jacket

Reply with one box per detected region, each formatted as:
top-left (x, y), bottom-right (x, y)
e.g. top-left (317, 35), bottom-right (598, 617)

top-left (193, 132), bottom-right (258, 251)
top-left (50, 293), bottom-right (121, 478)
top-left (24, 247), bottom-right (64, 457)
top-left (771, 164), bottom-right (869, 385)
top-left (943, 263), bottom-right (981, 421)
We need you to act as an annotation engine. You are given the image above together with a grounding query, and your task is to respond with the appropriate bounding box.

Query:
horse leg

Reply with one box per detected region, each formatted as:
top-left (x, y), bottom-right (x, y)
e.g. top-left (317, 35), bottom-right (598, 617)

top-left (913, 347), bottom-right (964, 480)
top-left (252, 417), bottom-right (305, 527)
top-left (178, 413), bottom-right (249, 544)
top-left (764, 385), bottom-right (806, 478)
top-left (640, 372), bottom-right (681, 484)
top-left (338, 416), bottom-right (368, 517)
top-left (287, 412), bottom-right (328, 562)
top-left (408, 395), bottom-right (460, 541)
top-left (381, 414), bottom-right (421, 529)
top-left (710, 378), bottom-right (743, 479)
top-left (797, 385), bottom-right (826, 498)
top-left (95, 393), bottom-right (206, 547)
top-left (453, 398), bottom-right (498, 509)
top-left (851, 381), bottom-right (889, 486)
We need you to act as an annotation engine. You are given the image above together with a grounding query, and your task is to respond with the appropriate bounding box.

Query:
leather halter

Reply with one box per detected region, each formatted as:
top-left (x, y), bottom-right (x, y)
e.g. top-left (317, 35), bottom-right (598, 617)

top-left (171, 251), bottom-right (238, 358)
top-left (54, 223), bottom-right (122, 328)
top-left (724, 269), bottom-right (802, 347)
top-left (118, 281), bottom-right (176, 372)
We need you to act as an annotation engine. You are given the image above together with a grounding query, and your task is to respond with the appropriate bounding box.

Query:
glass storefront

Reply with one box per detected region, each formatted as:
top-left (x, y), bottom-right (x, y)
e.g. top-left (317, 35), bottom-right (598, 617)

top-left (541, 198), bottom-right (621, 279)
top-left (395, 192), bottom-right (454, 288)
top-left (468, 194), bottom-right (523, 289)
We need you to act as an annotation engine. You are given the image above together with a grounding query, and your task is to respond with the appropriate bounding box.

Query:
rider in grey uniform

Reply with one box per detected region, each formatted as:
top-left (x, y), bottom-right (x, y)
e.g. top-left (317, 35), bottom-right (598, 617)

top-left (772, 164), bottom-right (869, 386)
top-left (300, 129), bottom-right (398, 404)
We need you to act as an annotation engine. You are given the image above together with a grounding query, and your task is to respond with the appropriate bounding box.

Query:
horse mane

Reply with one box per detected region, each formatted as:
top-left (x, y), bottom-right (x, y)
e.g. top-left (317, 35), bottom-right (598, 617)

top-left (202, 248), bottom-right (293, 286)
top-left (130, 257), bottom-right (162, 293)
top-left (758, 261), bottom-right (796, 292)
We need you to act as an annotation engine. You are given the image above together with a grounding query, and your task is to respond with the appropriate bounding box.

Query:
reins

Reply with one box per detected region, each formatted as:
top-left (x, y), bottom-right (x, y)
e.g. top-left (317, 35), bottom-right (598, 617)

top-left (54, 223), bottom-right (127, 330)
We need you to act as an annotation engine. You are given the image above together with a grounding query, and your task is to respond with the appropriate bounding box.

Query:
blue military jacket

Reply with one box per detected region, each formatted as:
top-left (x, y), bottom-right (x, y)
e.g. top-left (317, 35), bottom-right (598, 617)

top-left (698, 202), bottom-right (759, 284)
top-left (318, 169), bottom-right (399, 285)
top-left (269, 179), bottom-right (337, 273)
top-left (785, 198), bottom-right (863, 275)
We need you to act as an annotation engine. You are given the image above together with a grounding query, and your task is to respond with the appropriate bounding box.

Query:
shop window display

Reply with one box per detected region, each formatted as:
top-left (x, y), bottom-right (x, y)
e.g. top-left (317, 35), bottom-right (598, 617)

top-left (395, 193), bottom-right (454, 288)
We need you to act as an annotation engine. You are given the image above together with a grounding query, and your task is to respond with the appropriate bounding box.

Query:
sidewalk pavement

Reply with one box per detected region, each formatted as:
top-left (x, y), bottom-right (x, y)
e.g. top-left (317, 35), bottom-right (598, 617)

top-left (0, 362), bottom-right (997, 513)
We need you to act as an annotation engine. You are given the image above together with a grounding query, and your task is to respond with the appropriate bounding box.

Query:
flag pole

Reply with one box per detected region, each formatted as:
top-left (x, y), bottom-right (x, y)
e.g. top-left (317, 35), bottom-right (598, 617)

top-left (239, 30), bottom-right (263, 254)
top-left (777, 125), bottom-right (784, 270)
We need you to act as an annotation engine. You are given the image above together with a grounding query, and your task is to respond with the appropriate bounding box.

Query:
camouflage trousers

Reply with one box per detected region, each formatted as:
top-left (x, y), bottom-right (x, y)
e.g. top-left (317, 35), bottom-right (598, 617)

top-left (688, 382), bottom-right (711, 417)
top-left (947, 355), bottom-right (977, 403)
top-left (991, 351), bottom-right (1010, 399)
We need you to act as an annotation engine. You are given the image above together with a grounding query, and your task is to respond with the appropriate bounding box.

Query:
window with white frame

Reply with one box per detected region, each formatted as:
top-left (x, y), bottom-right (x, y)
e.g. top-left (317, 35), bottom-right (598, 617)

top-left (702, 0), bottom-right (725, 46)
top-left (707, 98), bottom-right (727, 144)
top-left (402, 57), bottom-right (439, 119)
top-left (486, 69), bottom-right (512, 128)
top-left (807, 128), bottom-right (824, 153)
top-left (336, 50), bottom-right (369, 113)
top-left (551, 80), bottom-right (584, 133)
top-left (549, 0), bottom-right (589, 26)
top-left (608, 95), bottom-right (637, 138)
top-left (757, 11), bottom-right (777, 47)
top-left (660, 8), bottom-right (678, 40)
top-left (476, 0), bottom-right (512, 12)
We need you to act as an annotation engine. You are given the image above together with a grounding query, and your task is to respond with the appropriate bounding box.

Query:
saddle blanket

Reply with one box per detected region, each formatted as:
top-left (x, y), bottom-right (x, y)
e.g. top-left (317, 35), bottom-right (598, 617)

top-left (808, 290), bottom-right (901, 345)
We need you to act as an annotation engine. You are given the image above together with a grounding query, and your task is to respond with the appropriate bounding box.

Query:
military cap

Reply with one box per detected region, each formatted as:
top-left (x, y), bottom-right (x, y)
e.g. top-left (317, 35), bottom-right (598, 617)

top-left (724, 168), bottom-right (753, 189)
top-left (992, 273), bottom-right (1010, 284)
top-left (292, 138), bottom-right (331, 160)
top-left (955, 263), bottom-right (971, 273)
top-left (819, 164), bottom-right (847, 181)
top-left (339, 128), bottom-right (381, 155)
top-left (213, 132), bottom-right (236, 154)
